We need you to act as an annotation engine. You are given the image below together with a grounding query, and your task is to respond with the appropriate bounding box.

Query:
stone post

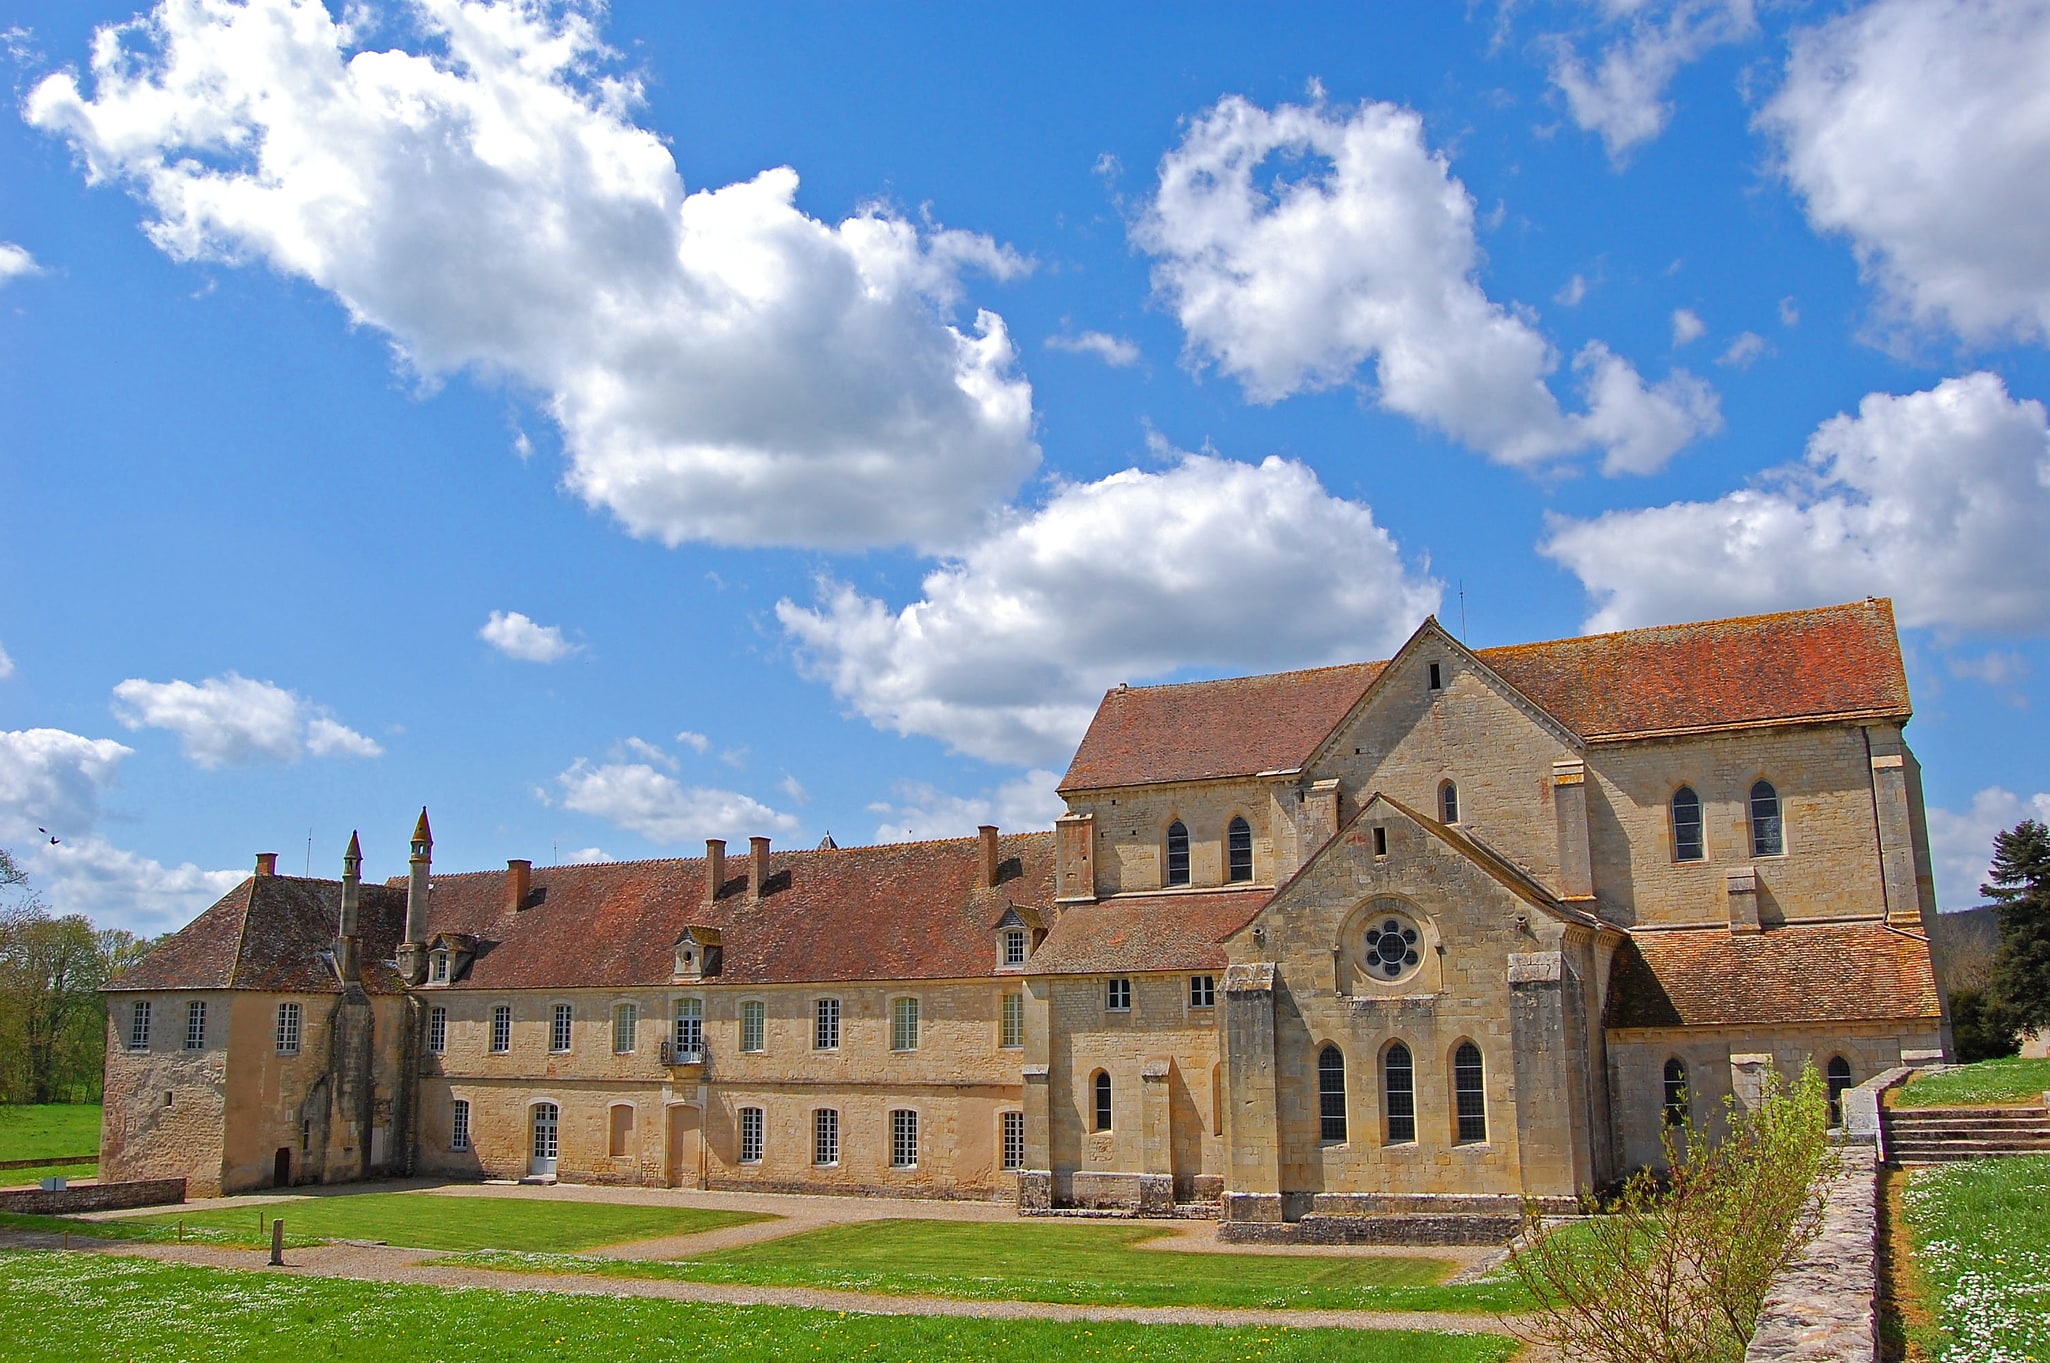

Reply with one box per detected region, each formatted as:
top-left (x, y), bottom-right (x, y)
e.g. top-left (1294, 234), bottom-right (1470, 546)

top-left (1221, 963), bottom-right (1281, 1222)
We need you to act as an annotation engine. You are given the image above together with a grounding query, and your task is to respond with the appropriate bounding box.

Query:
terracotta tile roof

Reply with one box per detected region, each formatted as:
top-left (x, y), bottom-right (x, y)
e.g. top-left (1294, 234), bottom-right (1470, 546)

top-left (1059, 662), bottom-right (1384, 793)
top-left (1479, 599), bottom-right (1910, 741)
top-left (1060, 601), bottom-right (1909, 793)
top-left (1603, 921), bottom-right (1942, 1029)
top-left (1028, 888), bottom-right (1271, 975)
top-left (415, 832), bottom-right (1056, 990)
top-left (106, 877), bottom-right (409, 995)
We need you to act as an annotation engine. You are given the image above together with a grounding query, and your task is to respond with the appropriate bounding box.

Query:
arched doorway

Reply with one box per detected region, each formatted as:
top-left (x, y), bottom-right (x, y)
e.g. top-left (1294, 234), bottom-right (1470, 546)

top-left (530, 1102), bottom-right (560, 1177)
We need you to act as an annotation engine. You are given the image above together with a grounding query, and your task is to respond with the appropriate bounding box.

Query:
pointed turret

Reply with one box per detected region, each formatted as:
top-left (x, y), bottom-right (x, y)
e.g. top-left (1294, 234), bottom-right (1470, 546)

top-left (412, 808), bottom-right (432, 847)
top-left (337, 830), bottom-right (363, 982)
top-left (399, 807), bottom-right (433, 984)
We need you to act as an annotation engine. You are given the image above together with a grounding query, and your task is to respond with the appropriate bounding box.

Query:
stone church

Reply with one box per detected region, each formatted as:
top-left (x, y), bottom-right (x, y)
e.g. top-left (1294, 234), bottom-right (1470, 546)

top-left (101, 599), bottom-right (1947, 1236)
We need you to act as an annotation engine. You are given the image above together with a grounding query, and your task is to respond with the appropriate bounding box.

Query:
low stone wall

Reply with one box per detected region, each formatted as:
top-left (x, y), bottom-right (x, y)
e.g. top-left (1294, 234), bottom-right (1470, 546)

top-left (1743, 1147), bottom-right (1879, 1363)
top-left (0, 1178), bottom-right (186, 1216)
top-left (1219, 1212), bottom-right (1522, 1247)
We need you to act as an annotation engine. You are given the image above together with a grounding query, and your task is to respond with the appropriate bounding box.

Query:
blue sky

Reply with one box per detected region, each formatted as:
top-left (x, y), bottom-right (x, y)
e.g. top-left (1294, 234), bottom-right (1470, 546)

top-left (3, 0), bottom-right (2049, 935)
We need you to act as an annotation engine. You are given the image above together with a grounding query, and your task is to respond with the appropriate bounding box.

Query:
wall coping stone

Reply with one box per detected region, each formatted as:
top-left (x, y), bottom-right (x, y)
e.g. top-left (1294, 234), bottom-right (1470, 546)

top-left (1743, 1147), bottom-right (1878, 1363)
top-left (0, 1178), bottom-right (186, 1216)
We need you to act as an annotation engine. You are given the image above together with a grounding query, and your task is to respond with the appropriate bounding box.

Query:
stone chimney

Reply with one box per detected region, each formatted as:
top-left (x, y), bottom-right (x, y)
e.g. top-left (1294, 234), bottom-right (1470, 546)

top-left (1552, 759), bottom-right (1594, 900)
top-left (705, 839), bottom-right (726, 900)
top-left (748, 836), bottom-right (771, 902)
top-left (978, 825), bottom-right (1000, 888)
top-left (399, 807), bottom-right (432, 983)
top-left (337, 831), bottom-right (361, 982)
top-left (506, 859), bottom-right (532, 914)
top-left (254, 852), bottom-right (278, 877)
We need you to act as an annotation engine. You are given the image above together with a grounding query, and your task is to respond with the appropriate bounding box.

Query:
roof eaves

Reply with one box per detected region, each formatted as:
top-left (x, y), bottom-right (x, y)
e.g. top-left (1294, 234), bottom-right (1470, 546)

top-left (1582, 706), bottom-right (1913, 745)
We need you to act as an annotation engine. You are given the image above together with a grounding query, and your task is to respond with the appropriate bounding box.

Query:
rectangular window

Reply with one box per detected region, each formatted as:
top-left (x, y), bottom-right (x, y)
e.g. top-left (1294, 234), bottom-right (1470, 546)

top-left (814, 998), bottom-right (840, 1050)
top-left (490, 1004), bottom-right (512, 1054)
top-left (128, 1000), bottom-right (152, 1051)
top-left (890, 996), bottom-right (919, 1051)
top-left (740, 1000), bottom-right (766, 1053)
top-left (429, 952), bottom-right (448, 984)
top-left (613, 1002), bottom-right (639, 1054)
top-left (1373, 825), bottom-right (1388, 857)
top-left (673, 997), bottom-right (704, 1055)
top-left (1189, 975), bottom-right (1216, 1008)
top-left (1000, 993), bottom-right (1025, 1049)
top-left (1001, 1111), bottom-right (1025, 1172)
top-left (301, 1117), bottom-right (312, 1153)
top-left (451, 1099), bottom-right (471, 1152)
top-left (814, 1108), bottom-right (839, 1166)
top-left (428, 1006), bottom-right (448, 1055)
top-left (1002, 928), bottom-right (1027, 966)
top-left (890, 1108), bottom-right (918, 1168)
top-left (551, 1003), bottom-right (573, 1053)
top-left (1106, 978), bottom-right (1132, 1012)
top-left (184, 1000), bottom-right (207, 1050)
top-left (739, 1106), bottom-right (764, 1164)
top-left (275, 1002), bottom-right (302, 1055)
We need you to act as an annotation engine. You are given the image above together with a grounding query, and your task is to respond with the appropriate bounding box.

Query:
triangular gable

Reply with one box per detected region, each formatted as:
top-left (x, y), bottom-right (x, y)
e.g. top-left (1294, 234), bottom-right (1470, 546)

top-left (1300, 618), bottom-right (1586, 776)
top-left (990, 902), bottom-right (1046, 933)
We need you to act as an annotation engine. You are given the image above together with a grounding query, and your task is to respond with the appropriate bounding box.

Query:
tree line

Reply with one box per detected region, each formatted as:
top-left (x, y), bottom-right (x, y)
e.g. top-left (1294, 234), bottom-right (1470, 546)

top-left (1949, 818), bottom-right (2050, 1062)
top-left (0, 848), bottom-right (154, 1105)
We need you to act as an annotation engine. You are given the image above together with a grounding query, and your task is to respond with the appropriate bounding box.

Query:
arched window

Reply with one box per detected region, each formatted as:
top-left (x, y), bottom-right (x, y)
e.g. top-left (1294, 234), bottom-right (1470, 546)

top-left (1440, 781), bottom-right (1460, 824)
top-left (1671, 786), bottom-right (1704, 862)
top-left (1749, 781), bottom-right (1783, 857)
top-left (1383, 1042), bottom-right (1416, 1144)
top-left (1453, 1043), bottom-right (1487, 1143)
top-left (1318, 1045), bottom-right (1347, 1142)
top-left (1662, 1058), bottom-right (1688, 1127)
top-left (1227, 817), bottom-right (1254, 882)
top-left (1165, 821), bottom-right (1191, 886)
top-left (1093, 1071), bottom-right (1113, 1132)
top-left (1827, 1056), bottom-right (1854, 1127)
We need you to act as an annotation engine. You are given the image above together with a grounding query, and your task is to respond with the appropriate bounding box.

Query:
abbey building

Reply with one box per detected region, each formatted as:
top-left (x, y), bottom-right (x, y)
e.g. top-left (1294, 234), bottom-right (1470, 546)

top-left (101, 600), bottom-right (1947, 1234)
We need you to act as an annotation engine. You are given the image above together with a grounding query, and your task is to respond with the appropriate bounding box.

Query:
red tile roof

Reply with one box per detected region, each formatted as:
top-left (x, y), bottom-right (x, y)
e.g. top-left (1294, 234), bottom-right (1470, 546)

top-left (1061, 601), bottom-right (1910, 792)
top-left (106, 877), bottom-right (408, 995)
top-left (1060, 662), bottom-right (1384, 793)
top-left (1604, 921), bottom-right (1942, 1029)
top-left (1028, 888), bottom-right (1272, 975)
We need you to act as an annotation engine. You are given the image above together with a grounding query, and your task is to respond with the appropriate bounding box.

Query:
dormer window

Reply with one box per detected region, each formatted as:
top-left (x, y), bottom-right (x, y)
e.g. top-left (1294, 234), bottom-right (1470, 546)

top-left (1002, 928), bottom-right (1027, 967)
top-left (1165, 821), bottom-right (1191, 887)
top-left (429, 950), bottom-right (449, 984)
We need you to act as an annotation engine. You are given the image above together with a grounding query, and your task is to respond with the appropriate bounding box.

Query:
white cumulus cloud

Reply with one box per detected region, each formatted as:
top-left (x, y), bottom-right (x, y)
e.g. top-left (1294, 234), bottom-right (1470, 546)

top-left (1671, 308), bottom-right (1705, 347)
top-left (556, 758), bottom-right (796, 846)
top-left (0, 643), bottom-right (13, 679)
top-left (1548, 1), bottom-right (1758, 163)
top-left (111, 673), bottom-right (381, 768)
top-left (1761, 0), bottom-right (2050, 346)
top-left (1046, 330), bottom-right (1140, 367)
top-left (1135, 95), bottom-right (1718, 475)
top-left (1544, 372), bottom-right (2050, 633)
top-left (1926, 786), bottom-right (2050, 910)
top-left (778, 450), bottom-right (1441, 767)
top-left (0, 243), bottom-right (37, 284)
top-left (27, 0), bottom-right (1038, 552)
top-left (479, 609), bottom-right (580, 662)
top-left (869, 769), bottom-right (1065, 844)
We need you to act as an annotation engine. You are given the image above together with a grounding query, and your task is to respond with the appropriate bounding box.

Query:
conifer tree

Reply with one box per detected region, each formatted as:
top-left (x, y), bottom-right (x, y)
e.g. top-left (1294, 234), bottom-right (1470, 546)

top-left (1982, 818), bottom-right (2050, 1033)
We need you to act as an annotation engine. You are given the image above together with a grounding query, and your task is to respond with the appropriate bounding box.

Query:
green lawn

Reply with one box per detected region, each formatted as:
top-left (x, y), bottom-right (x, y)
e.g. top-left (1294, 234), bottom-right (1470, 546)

top-left (1893, 1056), bottom-right (2050, 1109)
top-left (0, 1163), bottom-right (98, 1188)
top-left (0, 1105), bottom-right (101, 1164)
top-left (1898, 1151), bottom-right (2050, 1361)
top-left (0, 1252), bottom-right (1520, 1363)
top-left (448, 1217), bottom-right (1533, 1314)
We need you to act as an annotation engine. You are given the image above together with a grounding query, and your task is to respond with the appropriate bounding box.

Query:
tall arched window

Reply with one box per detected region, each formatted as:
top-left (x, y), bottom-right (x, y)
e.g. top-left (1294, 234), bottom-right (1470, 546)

top-left (1383, 1042), bottom-right (1416, 1144)
top-left (1453, 1043), bottom-right (1487, 1143)
top-left (1662, 1058), bottom-right (1688, 1127)
top-left (1671, 786), bottom-right (1704, 862)
top-left (1827, 1056), bottom-right (1854, 1127)
top-left (1749, 781), bottom-right (1783, 856)
top-left (1440, 781), bottom-right (1460, 824)
top-left (1227, 817), bottom-right (1254, 882)
top-left (1318, 1045), bottom-right (1347, 1142)
top-left (1165, 821), bottom-right (1191, 886)
top-left (1094, 1071), bottom-right (1113, 1132)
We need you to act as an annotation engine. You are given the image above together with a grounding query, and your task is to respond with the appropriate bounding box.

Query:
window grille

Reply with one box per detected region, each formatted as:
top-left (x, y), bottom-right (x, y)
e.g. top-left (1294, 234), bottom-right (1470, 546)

top-left (1440, 781), bottom-right (1460, 824)
top-left (129, 1000), bottom-right (152, 1051)
top-left (673, 998), bottom-right (703, 1054)
top-left (1749, 781), bottom-right (1783, 857)
top-left (1106, 977), bottom-right (1132, 1012)
top-left (428, 1006), bottom-right (448, 1055)
top-left (890, 997), bottom-right (920, 1051)
top-left (814, 1108), bottom-right (839, 1166)
top-left (451, 1099), bottom-right (470, 1152)
top-left (1165, 821), bottom-right (1191, 886)
top-left (1672, 786), bottom-right (1704, 861)
top-left (741, 1000), bottom-right (766, 1053)
top-left (1094, 1072), bottom-right (1113, 1132)
top-left (1002, 928), bottom-right (1027, 967)
top-left (1663, 1058), bottom-right (1689, 1127)
top-left (1384, 1043), bottom-right (1415, 1144)
top-left (429, 951), bottom-right (448, 984)
top-left (613, 1002), bottom-right (638, 1054)
top-left (814, 997), bottom-right (840, 1050)
top-left (1454, 1042), bottom-right (1487, 1143)
top-left (1001, 1111), bottom-right (1025, 1172)
top-left (1319, 1045), bottom-right (1347, 1142)
top-left (1227, 817), bottom-right (1253, 882)
top-left (551, 1003), bottom-right (573, 1053)
top-left (275, 1002), bottom-right (302, 1055)
top-left (1000, 993), bottom-right (1024, 1049)
top-left (1189, 975), bottom-right (1216, 1008)
top-left (184, 1000), bottom-right (206, 1050)
top-left (739, 1107), bottom-right (764, 1164)
top-left (890, 1109), bottom-right (918, 1168)
top-left (490, 1004), bottom-right (511, 1054)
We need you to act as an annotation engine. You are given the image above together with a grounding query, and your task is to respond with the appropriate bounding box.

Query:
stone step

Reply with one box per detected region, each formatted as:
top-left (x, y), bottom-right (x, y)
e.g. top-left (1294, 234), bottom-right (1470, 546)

top-left (1888, 1106), bottom-right (2048, 1121)
top-left (1886, 1126), bottom-right (2050, 1142)
top-left (1888, 1142), bottom-right (2050, 1158)
top-left (1891, 1148), bottom-right (2050, 1164)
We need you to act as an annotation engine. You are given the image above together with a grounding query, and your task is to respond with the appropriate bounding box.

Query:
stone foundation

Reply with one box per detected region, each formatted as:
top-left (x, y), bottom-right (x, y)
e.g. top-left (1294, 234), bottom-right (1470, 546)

top-left (1219, 1212), bottom-right (1522, 1247)
top-left (1065, 1170), bottom-right (1174, 1213)
top-left (0, 1178), bottom-right (186, 1215)
top-left (1743, 1147), bottom-right (1878, 1363)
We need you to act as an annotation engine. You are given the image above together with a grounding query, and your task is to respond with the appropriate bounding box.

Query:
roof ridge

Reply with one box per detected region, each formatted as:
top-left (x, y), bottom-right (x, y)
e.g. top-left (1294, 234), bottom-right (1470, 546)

top-left (223, 876), bottom-right (261, 989)
top-left (1097, 658), bottom-right (1382, 698)
top-left (1474, 597), bottom-right (1891, 659)
top-left (400, 828), bottom-right (1059, 882)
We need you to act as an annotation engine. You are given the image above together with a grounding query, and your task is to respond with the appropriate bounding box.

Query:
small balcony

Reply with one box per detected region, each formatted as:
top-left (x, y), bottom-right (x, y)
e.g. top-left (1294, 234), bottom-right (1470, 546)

top-left (660, 1039), bottom-right (707, 1069)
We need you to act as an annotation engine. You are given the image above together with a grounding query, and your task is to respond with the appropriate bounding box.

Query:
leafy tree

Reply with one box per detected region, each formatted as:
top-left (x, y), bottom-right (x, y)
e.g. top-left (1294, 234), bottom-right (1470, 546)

top-left (1947, 986), bottom-right (2019, 1064)
top-left (1982, 818), bottom-right (2050, 1034)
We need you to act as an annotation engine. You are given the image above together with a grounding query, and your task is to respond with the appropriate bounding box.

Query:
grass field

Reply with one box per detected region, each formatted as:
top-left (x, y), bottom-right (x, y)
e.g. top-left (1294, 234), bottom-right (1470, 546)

top-left (0, 1105), bottom-right (101, 1164)
top-left (1892, 1056), bottom-right (2050, 1109)
top-left (1898, 1152), bottom-right (2050, 1361)
top-left (5, 1191), bottom-right (764, 1253)
top-left (448, 1217), bottom-right (1532, 1314)
top-left (0, 1252), bottom-right (1520, 1363)
top-left (0, 1163), bottom-right (99, 1188)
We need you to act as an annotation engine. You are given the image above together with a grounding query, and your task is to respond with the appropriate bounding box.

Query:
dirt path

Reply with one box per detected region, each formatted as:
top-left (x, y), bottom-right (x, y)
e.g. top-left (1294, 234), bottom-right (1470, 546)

top-left (0, 1230), bottom-right (1537, 1346)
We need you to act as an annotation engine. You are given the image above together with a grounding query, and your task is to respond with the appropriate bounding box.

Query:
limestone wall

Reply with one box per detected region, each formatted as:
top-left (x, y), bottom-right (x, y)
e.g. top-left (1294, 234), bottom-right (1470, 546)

top-left (100, 993), bottom-right (230, 1197)
top-left (1062, 779), bottom-right (1287, 896)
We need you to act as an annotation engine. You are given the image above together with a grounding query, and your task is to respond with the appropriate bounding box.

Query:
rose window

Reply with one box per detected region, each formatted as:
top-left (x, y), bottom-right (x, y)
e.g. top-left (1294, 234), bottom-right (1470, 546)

top-left (1363, 914), bottom-right (1422, 981)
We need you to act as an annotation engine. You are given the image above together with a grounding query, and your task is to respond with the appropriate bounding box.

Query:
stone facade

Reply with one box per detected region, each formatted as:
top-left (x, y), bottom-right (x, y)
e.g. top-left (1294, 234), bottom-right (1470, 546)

top-left (104, 600), bottom-right (1948, 1232)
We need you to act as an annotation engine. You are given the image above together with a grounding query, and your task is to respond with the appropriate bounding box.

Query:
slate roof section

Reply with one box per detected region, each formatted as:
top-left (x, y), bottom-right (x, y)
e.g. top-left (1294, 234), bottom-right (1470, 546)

top-left (1603, 921), bottom-right (1943, 1029)
top-left (1061, 600), bottom-right (1909, 793)
top-left (1060, 661), bottom-right (1384, 793)
top-left (1028, 888), bottom-right (1271, 976)
top-left (106, 877), bottom-right (408, 994)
